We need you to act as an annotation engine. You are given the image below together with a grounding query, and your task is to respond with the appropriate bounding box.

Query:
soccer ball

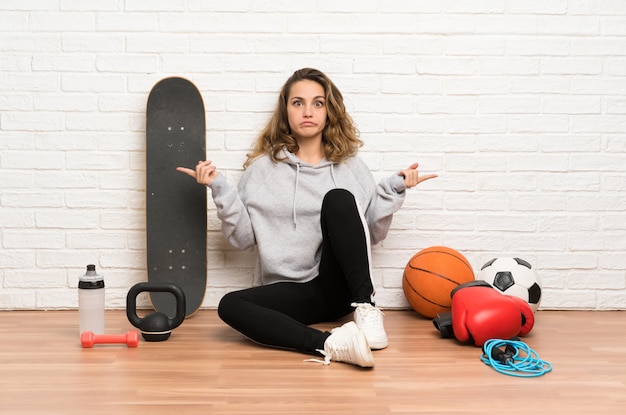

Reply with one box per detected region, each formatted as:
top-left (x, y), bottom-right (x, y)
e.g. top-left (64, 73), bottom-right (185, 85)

top-left (476, 257), bottom-right (542, 313)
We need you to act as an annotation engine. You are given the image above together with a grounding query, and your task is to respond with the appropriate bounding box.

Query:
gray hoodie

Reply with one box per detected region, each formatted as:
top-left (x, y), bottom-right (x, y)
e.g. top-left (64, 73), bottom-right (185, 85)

top-left (208, 150), bottom-right (406, 286)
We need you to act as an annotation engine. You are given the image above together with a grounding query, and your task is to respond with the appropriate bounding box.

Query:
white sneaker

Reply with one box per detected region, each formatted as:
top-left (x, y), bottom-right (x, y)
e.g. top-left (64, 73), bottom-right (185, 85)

top-left (307, 322), bottom-right (374, 368)
top-left (352, 302), bottom-right (388, 350)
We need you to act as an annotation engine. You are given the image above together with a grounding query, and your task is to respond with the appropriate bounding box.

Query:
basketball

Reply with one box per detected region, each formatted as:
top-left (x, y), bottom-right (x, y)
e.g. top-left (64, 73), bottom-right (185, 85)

top-left (402, 246), bottom-right (475, 318)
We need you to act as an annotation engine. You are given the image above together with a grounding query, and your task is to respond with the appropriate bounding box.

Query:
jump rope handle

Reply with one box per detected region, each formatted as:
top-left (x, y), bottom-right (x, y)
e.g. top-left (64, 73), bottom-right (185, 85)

top-left (482, 336), bottom-right (519, 364)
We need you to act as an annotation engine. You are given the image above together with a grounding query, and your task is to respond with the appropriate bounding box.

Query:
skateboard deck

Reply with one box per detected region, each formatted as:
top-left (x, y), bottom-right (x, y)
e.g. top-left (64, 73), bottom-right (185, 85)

top-left (146, 77), bottom-right (207, 318)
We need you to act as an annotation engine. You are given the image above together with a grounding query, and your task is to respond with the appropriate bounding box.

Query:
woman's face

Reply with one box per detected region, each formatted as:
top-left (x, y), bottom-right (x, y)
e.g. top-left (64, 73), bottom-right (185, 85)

top-left (286, 79), bottom-right (327, 143)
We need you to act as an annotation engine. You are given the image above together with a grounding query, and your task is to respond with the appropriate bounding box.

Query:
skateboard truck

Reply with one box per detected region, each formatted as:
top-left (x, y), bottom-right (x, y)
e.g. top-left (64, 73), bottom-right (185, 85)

top-left (126, 282), bottom-right (186, 341)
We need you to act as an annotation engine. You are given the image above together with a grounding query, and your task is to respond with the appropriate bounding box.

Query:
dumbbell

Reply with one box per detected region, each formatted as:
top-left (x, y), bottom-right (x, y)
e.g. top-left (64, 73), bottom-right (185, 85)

top-left (80, 331), bottom-right (139, 348)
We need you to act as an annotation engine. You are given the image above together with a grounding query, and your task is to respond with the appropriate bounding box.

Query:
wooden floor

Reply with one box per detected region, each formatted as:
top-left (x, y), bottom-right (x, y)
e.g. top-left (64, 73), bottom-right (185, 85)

top-left (0, 309), bottom-right (624, 415)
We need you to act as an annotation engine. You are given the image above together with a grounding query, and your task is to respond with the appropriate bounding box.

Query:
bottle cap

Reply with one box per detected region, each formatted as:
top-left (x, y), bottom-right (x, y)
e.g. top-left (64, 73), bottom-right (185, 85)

top-left (79, 264), bottom-right (104, 288)
top-left (78, 280), bottom-right (105, 289)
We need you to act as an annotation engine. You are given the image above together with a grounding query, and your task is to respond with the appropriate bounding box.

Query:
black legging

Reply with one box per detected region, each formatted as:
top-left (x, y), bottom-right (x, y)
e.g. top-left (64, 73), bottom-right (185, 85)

top-left (218, 188), bottom-right (374, 355)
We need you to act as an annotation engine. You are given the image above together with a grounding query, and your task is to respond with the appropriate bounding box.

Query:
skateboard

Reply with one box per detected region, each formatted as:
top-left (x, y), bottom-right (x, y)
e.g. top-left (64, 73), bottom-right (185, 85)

top-left (146, 77), bottom-right (207, 318)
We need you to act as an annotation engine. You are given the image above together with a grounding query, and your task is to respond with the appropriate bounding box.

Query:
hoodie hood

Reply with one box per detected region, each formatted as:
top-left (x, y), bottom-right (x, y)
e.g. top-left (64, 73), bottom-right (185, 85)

top-left (282, 149), bottom-right (335, 169)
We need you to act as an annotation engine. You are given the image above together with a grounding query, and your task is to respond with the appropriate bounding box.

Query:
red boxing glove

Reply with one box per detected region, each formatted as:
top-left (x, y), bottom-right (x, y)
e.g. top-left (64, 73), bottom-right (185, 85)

top-left (450, 281), bottom-right (534, 347)
top-left (508, 295), bottom-right (535, 336)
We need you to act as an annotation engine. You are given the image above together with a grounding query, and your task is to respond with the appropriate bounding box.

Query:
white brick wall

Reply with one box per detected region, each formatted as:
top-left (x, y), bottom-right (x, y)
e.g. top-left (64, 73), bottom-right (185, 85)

top-left (1, 1), bottom-right (625, 311)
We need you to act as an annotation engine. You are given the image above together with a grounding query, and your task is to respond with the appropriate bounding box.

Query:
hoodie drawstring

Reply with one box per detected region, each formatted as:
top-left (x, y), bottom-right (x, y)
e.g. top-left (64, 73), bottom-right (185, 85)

top-left (330, 164), bottom-right (338, 188)
top-left (292, 162), bottom-right (300, 228)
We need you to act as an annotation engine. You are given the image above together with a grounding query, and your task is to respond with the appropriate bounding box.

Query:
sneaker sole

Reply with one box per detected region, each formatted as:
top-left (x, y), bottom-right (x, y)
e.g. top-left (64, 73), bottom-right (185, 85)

top-left (366, 337), bottom-right (388, 350)
top-left (351, 330), bottom-right (375, 368)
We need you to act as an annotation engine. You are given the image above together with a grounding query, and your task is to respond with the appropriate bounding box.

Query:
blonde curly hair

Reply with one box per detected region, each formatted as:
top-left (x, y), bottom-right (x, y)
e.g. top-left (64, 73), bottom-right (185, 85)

top-left (244, 68), bottom-right (362, 168)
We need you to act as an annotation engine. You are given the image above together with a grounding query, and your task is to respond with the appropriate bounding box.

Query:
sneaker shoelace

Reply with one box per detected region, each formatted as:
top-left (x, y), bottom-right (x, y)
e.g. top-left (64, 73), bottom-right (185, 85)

top-left (304, 326), bottom-right (349, 366)
top-left (352, 302), bottom-right (385, 329)
top-left (304, 349), bottom-right (332, 365)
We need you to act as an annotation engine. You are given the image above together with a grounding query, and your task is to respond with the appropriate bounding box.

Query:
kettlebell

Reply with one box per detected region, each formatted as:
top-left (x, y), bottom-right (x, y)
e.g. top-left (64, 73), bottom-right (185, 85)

top-left (126, 282), bottom-right (186, 342)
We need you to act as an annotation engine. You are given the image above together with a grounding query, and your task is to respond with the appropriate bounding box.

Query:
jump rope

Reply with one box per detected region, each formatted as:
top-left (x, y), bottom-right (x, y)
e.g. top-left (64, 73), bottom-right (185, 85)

top-left (481, 338), bottom-right (552, 377)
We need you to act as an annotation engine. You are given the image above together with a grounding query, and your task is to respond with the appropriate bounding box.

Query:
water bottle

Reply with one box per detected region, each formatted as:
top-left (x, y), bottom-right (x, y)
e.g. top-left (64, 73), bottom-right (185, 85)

top-left (78, 264), bottom-right (105, 334)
